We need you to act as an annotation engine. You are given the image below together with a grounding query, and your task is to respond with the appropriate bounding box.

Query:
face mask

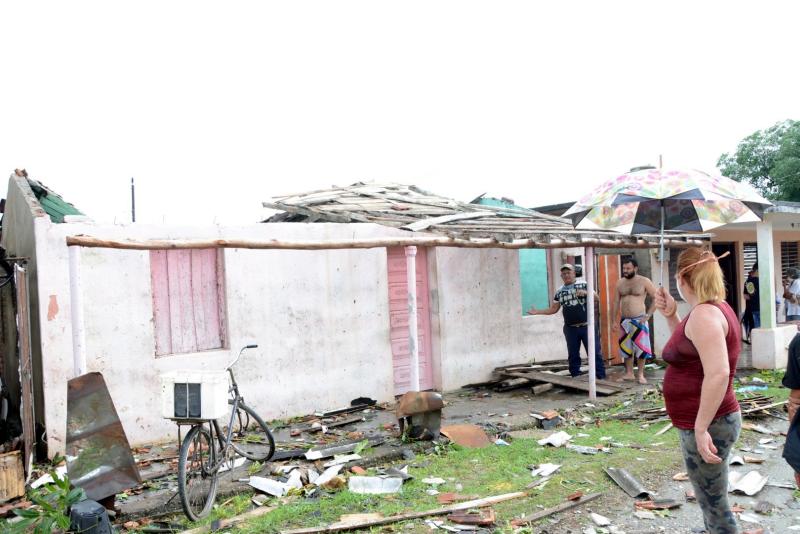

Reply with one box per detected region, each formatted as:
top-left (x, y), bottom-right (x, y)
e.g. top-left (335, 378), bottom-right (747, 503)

top-left (675, 277), bottom-right (687, 302)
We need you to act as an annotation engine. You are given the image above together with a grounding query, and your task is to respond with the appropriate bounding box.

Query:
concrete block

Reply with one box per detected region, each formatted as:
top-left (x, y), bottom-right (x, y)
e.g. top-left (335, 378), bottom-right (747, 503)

top-left (751, 326), bottom-right (795, 369)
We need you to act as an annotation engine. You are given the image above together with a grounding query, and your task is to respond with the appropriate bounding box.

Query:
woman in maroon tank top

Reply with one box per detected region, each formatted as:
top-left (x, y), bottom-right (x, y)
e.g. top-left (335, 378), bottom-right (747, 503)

top-left (655, 247), bottom-right (741, 534)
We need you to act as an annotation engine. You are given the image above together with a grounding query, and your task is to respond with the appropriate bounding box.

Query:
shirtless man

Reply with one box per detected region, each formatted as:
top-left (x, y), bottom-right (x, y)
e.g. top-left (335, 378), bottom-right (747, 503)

top-left (612, 257), bottom-right (657, 384)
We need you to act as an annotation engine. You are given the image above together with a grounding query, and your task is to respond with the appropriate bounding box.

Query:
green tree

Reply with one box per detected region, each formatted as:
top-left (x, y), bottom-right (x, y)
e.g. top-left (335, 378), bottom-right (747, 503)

top-left (717, 119), bottom-right (800, 201)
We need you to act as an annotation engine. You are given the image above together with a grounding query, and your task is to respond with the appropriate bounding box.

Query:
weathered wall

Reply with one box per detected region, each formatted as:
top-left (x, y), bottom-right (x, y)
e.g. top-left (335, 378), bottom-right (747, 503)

top-left (0, 175), bottom-right (50, 448)
top-left (33, 222), bottom-right (401, 453)
top-left (13, 197), bottom-right (572, 453)
top-left (433, 247), bottom-right (564, 391)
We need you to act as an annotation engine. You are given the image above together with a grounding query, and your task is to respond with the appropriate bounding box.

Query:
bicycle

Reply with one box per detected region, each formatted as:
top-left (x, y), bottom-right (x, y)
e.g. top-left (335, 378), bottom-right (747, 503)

top-left (174, 344), bottom-right (276, 521)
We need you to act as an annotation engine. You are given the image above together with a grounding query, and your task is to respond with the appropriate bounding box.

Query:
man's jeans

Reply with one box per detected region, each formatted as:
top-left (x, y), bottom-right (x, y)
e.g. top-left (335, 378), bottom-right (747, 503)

top-left (752, 311), bottom-right (761, 329)
top-left (563, 324), bottom-right (606, 378)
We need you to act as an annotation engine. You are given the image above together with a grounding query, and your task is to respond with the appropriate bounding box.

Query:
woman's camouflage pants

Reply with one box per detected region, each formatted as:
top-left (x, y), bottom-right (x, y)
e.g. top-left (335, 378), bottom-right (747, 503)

top-left (677, 411), bottom-right (742, 534)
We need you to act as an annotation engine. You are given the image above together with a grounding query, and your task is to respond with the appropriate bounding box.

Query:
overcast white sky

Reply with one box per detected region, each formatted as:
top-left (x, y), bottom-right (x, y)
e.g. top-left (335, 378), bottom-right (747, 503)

top-left (2, 1), bottom-right (799, 225)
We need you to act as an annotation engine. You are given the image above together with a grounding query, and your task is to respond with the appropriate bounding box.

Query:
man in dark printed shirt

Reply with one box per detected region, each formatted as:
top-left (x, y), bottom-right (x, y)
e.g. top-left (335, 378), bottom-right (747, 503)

top-left (528, 264), bottom-right (606, 378)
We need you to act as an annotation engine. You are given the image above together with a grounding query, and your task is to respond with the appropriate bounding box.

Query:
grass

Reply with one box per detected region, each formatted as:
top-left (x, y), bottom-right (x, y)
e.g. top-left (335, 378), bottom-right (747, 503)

top-left (209, 419), bottom-right (684, 533)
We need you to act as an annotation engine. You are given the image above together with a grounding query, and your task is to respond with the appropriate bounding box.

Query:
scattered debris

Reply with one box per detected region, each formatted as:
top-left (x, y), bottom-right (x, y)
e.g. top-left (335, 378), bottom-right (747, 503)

top-left (729, 455), bottom-right (745, 466)
top-left (742, 423), bottom-right (775, 435)
top-left (249, 476), bottom-right (289, 497)
top-left (589, 512), bottom-right (611, 526)
top-left (397, 391), bottom-right (444, 440)
top-left (537, 431), bottom-right (572, 447)
top-left (447, 508), bottom-right (496, 526)
top-left (503, 370), bottom-right (623, 396)
top-left (437, 493), bottom-right (477, 505)
top-left (422, 477), bottom-right (446, 485)
top-left (494, 439), bottom-right (510, 446)
top-left (634, 510), bottom-right (656, 520)
top-left (339, 513), bottom-right (384, 525)
top-left (385, 466), bottom-right (413, 482)
top-left (323, 454), bottom-right (362, 468)
top-left (567, 490), bottom-right (584, 501)
top-left (182, 505), bottom-right (275, 534)
top-left (315, 465), bottom-right (345, 487)
top-left (279, 491), bottom-right (526, 534)
top-left (634, 498), bottom-right (681, 510)
top-left (67, 372), bottom-right (141, 501)
top-left (604, 467), bottom-right (652, 498)
top-left (567, 444), bottom-right (608, 455)
top-left (0, 451), bottom-right (25, 502)
top-left (348, 477), bottom-right (403, 494)
top-left (655, 422), bottom-right (673, 436)
top-left (685, 489), bottom-right (696, 502)
top-left (440, 425), bottom-right (491, 448)
top-left (530, 463), bottom-right (561, 477)
top-left (305, 437), bottom-right (384, 460)
top-left (350, 466), bottom-right (367, 475)
top-left (754, 501), bottom-right (773, 515)
top-left (30, 465), bottom-right (68, 489)
top-left (531, 383), bottom-right (554, 395)
top-left (672, 472), bottom-right (689, 481)
top-left (509, 493), bottom-right (601, 528)
top-left (738, 512), bottom-right (762, 524)
top-left (729, 471), bottom-right (769, 496)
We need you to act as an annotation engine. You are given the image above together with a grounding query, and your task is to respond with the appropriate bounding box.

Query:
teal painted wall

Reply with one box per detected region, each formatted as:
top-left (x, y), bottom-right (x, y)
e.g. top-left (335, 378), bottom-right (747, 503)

top-left (520, 249), bottom-right (549, 313)
top-left (473, 197), bottom-right (550, 314)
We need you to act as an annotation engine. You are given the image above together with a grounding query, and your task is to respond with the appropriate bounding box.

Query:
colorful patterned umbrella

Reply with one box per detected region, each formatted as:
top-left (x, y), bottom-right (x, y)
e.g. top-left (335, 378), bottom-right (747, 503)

top-left (563, 168), bottom-right (772, 283)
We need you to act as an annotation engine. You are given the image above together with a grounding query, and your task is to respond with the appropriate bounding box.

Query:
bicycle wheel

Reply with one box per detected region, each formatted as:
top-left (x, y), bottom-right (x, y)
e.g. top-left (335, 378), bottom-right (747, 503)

top-left (228, 402), bottom-right (275, 461)
top-left (178, 425), bottom-right (219, 521)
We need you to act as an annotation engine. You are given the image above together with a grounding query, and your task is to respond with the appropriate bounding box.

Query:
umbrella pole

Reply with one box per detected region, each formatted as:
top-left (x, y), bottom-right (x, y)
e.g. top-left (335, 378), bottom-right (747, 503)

top-left (659, 202), bottom-right (665, 287)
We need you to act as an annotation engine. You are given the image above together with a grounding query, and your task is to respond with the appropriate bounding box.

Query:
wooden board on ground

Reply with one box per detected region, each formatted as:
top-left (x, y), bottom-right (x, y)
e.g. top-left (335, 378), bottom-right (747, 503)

top-left (504, 371), bottom-right (621, 396)
top-left (572, 376), bottom-right (631, 390)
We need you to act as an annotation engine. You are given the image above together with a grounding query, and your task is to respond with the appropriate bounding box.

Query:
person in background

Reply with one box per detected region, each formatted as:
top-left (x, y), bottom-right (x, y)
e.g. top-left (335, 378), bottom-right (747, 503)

top-left (613, 257), bottom-right (657, 384)
top-left (528, 263), bottom-right (606, 379)
top-left (655, 248), bottom-right (741, 534)
top-left (785, 268), bottom-right (800, 321)
top-left (742, 263), bottom-right (759, 343)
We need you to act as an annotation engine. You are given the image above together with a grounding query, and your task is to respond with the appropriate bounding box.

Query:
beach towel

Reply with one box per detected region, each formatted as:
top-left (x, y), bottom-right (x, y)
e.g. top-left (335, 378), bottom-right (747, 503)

top-left (619, 316), bottom-right (653, 360)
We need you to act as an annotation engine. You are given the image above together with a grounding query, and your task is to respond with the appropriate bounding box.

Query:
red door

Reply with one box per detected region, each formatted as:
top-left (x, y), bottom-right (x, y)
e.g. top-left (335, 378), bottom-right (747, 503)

top-left (387, 247), bottom-right (434, 394)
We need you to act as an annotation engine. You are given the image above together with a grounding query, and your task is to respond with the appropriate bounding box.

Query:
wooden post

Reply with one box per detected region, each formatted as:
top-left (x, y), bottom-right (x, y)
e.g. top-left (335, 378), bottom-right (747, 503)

top-left (405, 246), bottom-right (420, 391)
top-left (585, 246), bottom-right (596, 401)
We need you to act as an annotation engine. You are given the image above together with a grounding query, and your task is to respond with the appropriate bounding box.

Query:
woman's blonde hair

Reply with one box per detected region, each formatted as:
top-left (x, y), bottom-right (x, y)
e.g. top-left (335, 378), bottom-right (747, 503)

top-left (676, 247), bottom-right (727, 303)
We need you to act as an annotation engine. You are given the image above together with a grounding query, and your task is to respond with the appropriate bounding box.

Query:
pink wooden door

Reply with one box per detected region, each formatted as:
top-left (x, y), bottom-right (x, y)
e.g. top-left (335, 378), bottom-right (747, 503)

top-left (387, 247), bottom-right (434, 394)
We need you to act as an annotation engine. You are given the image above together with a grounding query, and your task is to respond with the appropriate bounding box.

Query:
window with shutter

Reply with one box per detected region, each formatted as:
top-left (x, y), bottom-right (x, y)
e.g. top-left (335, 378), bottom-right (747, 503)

top-left (150, 249), bottom-right (226, 356)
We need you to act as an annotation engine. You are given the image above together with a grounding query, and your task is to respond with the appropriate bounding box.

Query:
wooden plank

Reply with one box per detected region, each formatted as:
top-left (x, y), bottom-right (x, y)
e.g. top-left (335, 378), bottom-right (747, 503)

top-left (192, 249), bottom-right (223, 350)
top-left (403, 211), bottom-right (496, 231)
top-left (505, 371), bottom-right (620, 396)
top-left (167, 250), bottom-right (196, 353)
top-left (13, 266), bottom-right (35, 480)
top-left (66, 235), bottom-right (707, 251)
top-left (0, 451), bottom-right (25, 503)
top-left (512, 493), bottom-right (601, 525)
top-left (150, 251), bottom-right (173, 355)
top-left (280, 492), bottom-right (527, 534)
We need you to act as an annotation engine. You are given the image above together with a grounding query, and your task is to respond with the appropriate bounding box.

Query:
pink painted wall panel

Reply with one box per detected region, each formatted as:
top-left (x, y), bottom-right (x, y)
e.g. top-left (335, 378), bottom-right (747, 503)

top-left (151, 249), bottom-right (225, 356)
top-left (150, 250), bottom-right (173, 355)
top-left (386, 247), bottom-right (434, 393)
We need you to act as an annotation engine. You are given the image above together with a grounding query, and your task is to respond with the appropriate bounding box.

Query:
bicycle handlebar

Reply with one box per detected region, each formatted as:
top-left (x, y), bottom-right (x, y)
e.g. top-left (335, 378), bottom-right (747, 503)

top-left (227, 344), bottom-right (258, 370)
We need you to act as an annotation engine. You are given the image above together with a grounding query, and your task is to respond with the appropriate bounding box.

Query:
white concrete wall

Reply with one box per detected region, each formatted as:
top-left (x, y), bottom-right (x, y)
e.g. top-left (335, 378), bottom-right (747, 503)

top-left (433, 247), bottom-right (563, 391)
top-left (5, 174), bottom-right (571, 453)
top-left (34, 221), bottom-right (401, 453)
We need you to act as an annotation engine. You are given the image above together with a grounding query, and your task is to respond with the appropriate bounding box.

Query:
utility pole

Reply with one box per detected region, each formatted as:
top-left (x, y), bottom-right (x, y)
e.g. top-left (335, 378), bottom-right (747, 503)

top-left (131, 177), bottom-right (136, 222)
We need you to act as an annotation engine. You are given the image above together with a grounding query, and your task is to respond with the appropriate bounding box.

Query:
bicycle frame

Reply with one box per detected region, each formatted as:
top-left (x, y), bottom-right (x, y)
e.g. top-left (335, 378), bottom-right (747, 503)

top-left (196, 345), bottom-right (257, 477)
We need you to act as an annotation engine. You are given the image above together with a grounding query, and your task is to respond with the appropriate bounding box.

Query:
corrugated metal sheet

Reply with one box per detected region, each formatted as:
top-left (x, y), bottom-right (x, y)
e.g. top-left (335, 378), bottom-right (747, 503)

top-left (27, 180), bottom-right (83, 223)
